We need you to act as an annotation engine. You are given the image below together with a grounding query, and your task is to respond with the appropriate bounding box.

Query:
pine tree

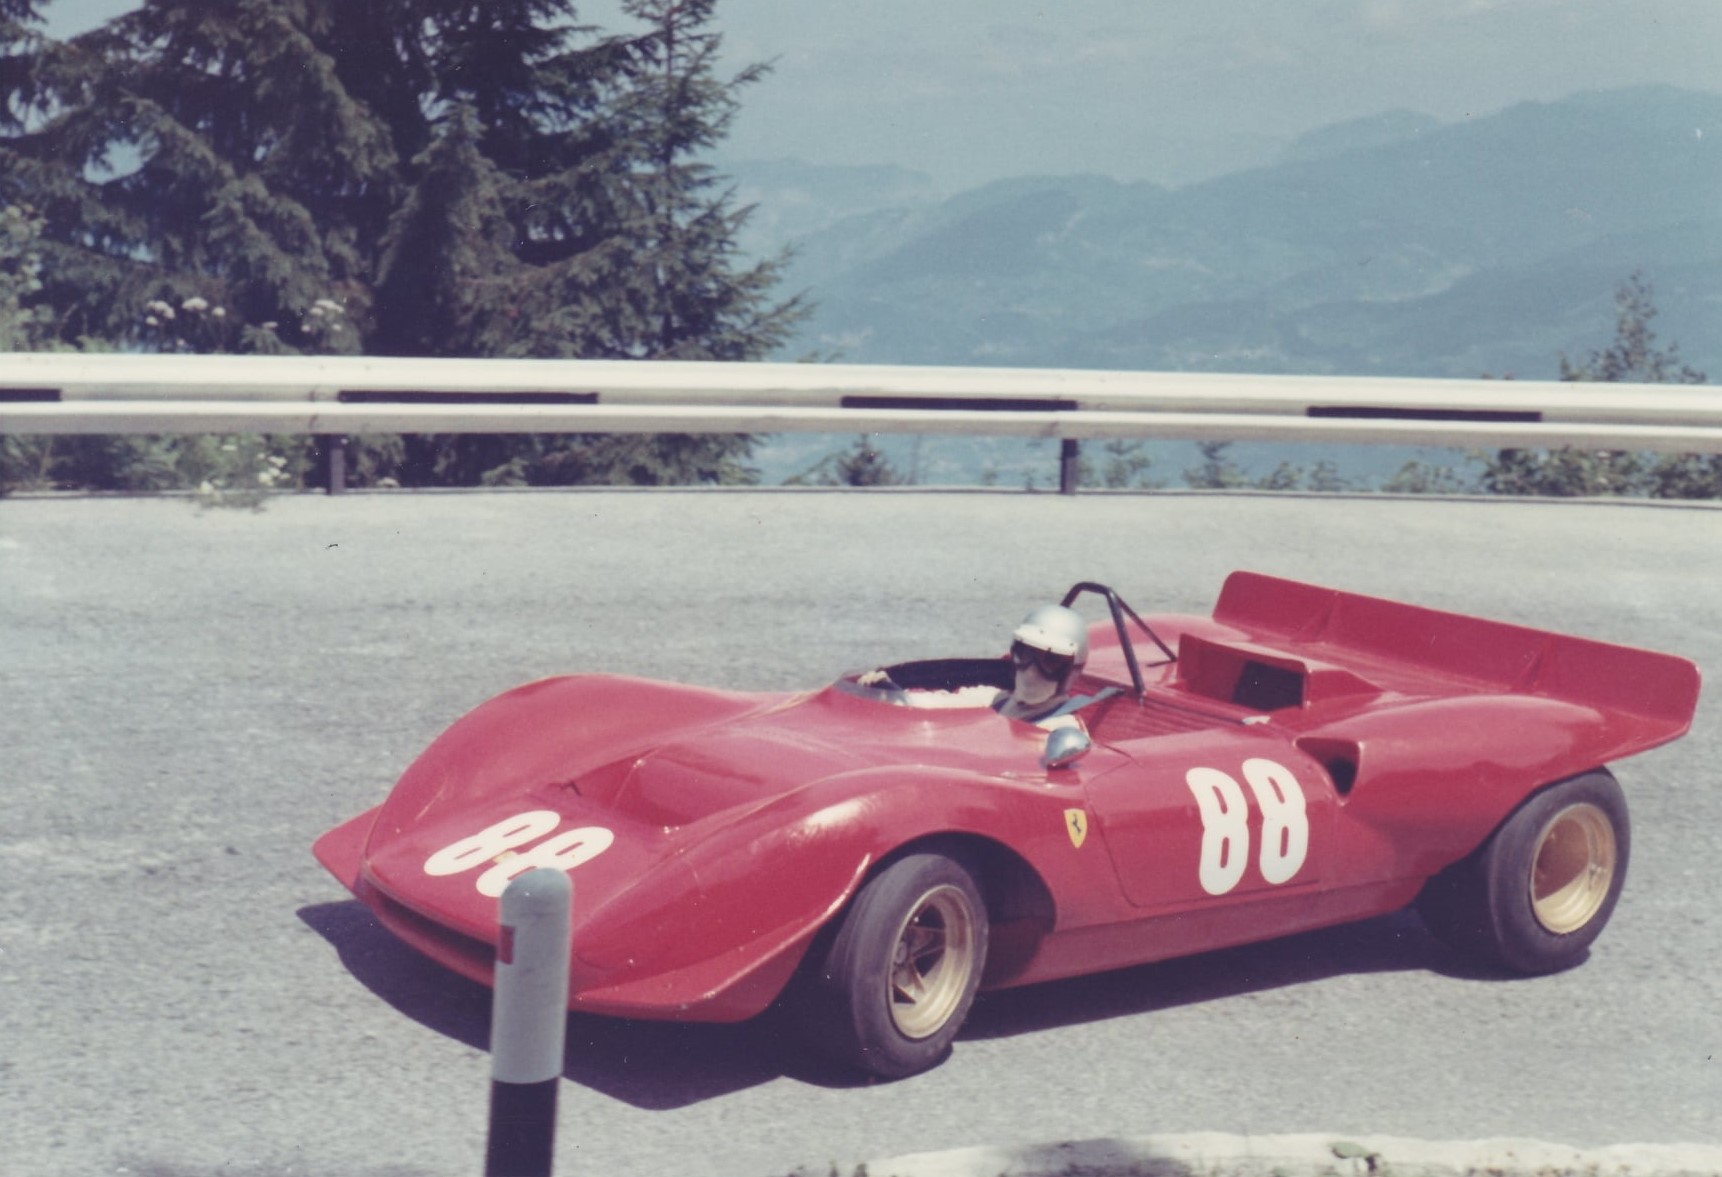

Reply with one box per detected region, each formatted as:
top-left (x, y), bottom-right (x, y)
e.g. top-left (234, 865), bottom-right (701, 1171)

top-left (0, 0), bottom-right (44, 131)
top-left (1480, 273), bottom-right (1710, 498)
top-left (0, 199), bottom-right (49, 350)
top-left (0, 197), bottom-right (55, 492)
top-left (601, 0), bottom-right (806, 363)
top-left (0, 0), bottom-right (804, 487)
top-left (1183, 441), bottom-right (1249, 489)
top-left (784, 435), bottom-right (907, 487)
top-left (1557, 272), bottom-right (1705, 387)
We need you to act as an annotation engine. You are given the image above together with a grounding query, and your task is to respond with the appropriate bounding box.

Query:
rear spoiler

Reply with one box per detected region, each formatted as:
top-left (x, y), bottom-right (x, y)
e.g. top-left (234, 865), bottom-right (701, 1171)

top-left (1212, 571), bottom-right (1701, 734)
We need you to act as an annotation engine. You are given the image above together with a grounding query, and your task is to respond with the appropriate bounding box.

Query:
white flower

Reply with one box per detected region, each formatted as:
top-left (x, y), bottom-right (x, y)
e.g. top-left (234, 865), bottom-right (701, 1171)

top-left (144, 315), bottom-right (159, 327)
top-left (211, 307), bottom-right (227, 319)
top-left (182, 296), bottom-right (209, 313)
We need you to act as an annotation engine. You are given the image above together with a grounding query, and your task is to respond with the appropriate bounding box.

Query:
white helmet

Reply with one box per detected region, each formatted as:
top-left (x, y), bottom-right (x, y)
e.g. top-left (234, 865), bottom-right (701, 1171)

top-left (1011, 604), bottom-right (1088, 686)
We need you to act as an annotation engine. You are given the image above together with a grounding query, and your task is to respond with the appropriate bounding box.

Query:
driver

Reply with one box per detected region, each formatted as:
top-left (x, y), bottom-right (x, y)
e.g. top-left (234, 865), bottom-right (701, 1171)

top-left (995, 604), bottom-right (1089, 727)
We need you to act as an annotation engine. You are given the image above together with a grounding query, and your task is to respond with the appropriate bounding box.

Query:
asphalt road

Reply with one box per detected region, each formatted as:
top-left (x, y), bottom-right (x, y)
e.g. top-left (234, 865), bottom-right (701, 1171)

top-left (2, 489), bottom-right (1719, 1177)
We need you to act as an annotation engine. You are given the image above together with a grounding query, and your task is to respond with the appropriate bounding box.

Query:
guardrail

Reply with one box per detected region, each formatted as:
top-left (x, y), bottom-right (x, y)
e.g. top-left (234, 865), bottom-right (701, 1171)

top-left (4, 352), bottom-right (1719, 492)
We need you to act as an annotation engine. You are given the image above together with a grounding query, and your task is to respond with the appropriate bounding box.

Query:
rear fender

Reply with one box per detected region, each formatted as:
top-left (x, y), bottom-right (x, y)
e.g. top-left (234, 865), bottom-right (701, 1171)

top-left (1301, 693), bottom-right (1667, 877)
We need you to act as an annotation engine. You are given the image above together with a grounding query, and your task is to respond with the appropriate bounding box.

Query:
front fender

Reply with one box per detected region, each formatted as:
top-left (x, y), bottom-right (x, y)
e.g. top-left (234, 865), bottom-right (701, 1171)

top-left (572, 764), bottom-right (1087, 1018)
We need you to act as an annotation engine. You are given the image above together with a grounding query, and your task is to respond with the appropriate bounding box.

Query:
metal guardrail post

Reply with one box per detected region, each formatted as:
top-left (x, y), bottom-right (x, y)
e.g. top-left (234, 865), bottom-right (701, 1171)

top-left (1059, 438), bottom-right (1081, 494)
top-left (485, 868), bottom-right (572, 1177)
top-left (319, 435), bottom-right (348, 495)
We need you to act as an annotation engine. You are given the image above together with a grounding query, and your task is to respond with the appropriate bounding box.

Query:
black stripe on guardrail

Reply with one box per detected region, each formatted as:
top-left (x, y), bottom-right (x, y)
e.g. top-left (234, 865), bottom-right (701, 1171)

top-left (841, 395), bottom-right (1078, 412)
top-left (0, 388), bottom-right (61, 402)
top-left (337, 391), bottom-right (599, 405)
top-left (1307, 405), bottom-right (1542, 423)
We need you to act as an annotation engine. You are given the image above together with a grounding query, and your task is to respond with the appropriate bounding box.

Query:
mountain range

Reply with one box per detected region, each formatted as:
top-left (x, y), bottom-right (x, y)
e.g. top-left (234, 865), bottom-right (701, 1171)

top-left (721, 86), bottom-right (1721, 485)
top-left (730, 86), bottom-right (1720, 378)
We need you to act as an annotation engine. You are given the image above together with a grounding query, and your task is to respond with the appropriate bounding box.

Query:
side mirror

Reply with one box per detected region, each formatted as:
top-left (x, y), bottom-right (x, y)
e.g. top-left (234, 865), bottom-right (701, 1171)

top-left (1041, 726), bottom-right (1092, 771)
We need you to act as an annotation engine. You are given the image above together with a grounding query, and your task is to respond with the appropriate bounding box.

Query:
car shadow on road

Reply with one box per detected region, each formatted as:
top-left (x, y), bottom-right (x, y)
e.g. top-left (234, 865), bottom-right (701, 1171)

top-left (960, 906), bottom-right (1500, 1042)
top-left (297, 900), bottom-right (828, 1108)
top-left (298, 899), bottom-right (1507, 1110)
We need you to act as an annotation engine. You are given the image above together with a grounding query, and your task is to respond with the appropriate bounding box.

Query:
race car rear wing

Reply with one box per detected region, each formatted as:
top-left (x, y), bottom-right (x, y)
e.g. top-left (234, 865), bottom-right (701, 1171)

top-left (1210, 571), bottom-right (1701, 733)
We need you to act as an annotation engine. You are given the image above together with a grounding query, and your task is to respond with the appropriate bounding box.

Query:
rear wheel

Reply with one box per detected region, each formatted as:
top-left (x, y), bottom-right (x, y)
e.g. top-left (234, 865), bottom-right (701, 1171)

top-left (1418, 769), bottom-right (1629, 974)
top-left (795, 853), bottom-right (989, 1079)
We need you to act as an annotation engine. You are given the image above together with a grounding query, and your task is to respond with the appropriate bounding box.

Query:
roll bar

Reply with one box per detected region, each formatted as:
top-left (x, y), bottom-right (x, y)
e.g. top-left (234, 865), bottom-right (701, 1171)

top-left (1058, 582), bottom-right (1177, 699)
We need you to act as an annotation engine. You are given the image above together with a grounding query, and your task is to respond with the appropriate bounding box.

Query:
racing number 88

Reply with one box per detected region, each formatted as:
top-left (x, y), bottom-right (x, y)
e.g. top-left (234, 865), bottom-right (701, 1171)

top-left (423, 810), bottom-right (616, 898)
top-left (1185, 758), bottom-right (1309, 895)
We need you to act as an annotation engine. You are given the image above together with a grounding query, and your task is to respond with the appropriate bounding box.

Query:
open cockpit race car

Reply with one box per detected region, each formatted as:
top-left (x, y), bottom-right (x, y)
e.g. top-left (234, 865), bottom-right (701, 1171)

top-left (313, 572), bottom-right (1700, 1078)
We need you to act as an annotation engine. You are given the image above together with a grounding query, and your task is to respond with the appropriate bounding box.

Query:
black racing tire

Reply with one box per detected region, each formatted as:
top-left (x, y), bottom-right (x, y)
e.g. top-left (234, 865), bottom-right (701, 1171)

top-left (793, 853), bottom-right (989, 1079)
top-left (1417, 769), bottom-right (1629, 975)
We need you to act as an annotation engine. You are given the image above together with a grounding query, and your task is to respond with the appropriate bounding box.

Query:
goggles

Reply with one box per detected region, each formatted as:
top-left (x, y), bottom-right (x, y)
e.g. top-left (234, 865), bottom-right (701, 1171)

top-left (1011, 640), bottom-right (1074, 680)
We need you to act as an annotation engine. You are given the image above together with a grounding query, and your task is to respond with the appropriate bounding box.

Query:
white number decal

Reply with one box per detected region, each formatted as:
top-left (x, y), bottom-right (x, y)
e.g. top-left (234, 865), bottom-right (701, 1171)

top-left (424, 811), bottom-right (615, 896)
top-left (424, 811), bottom-right (561, 876)
top-left (474, 826), bottom-right (615, 898)
top-left (1185, 759), bottom-right (1310, 895)
top-left (1185, 767), bottom-right (1250, 896)
top-left (1242, 757), bottom-right (1309, 885)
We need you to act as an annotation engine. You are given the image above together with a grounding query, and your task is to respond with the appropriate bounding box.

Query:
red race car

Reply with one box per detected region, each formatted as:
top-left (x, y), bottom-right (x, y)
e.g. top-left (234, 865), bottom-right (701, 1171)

top-left (314, 572), bottom-right (1699, 1077)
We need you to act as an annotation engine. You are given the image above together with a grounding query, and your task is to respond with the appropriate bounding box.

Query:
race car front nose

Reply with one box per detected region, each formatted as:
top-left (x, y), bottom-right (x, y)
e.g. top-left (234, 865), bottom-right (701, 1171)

top-left (312, 806), bottom-right (379, 891)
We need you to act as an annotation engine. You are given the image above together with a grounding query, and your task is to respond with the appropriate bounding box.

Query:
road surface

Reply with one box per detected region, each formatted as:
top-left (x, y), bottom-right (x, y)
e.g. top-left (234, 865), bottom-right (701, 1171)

top-left (2, 489), bottom-right (1718, 1176)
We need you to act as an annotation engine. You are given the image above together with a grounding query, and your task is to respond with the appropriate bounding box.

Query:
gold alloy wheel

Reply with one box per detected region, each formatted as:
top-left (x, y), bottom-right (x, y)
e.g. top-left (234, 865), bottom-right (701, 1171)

top-left (1530, 801), bottom-right (1618, 935)
top-left (888, 884), bottom-right (978, 1039)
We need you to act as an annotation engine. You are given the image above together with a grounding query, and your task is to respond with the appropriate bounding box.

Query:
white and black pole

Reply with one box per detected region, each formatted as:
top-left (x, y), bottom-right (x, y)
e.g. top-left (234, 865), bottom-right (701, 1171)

top-left (485, 867), bottom-right (572, 1177)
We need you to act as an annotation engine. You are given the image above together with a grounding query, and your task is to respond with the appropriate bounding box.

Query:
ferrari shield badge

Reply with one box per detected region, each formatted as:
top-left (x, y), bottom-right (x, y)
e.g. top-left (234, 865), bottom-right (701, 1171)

top-left (1064, 808), bottom-right (1088, 849)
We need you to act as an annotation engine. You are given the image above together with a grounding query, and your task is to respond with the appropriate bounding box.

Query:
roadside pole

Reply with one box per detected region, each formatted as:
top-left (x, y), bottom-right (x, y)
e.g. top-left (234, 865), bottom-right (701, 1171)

top-left (485, 868), bottom-right (572, 1177)
top-left (1059, 438), bottom-right (1080, 494)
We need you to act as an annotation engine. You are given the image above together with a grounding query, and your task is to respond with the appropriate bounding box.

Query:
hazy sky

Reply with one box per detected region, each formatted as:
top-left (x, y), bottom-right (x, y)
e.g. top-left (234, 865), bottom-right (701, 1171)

top-left (44, 0), bottom-right (1722, 191)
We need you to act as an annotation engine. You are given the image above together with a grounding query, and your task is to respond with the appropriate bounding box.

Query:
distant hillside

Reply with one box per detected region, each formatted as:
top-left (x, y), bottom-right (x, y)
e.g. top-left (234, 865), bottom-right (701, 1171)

top-left (721, 158), bottom-right (940, 262)
top-left (1275, 109), bottom-right (1442, 165)
top-left (769, 86), bottom-right (1722, 382)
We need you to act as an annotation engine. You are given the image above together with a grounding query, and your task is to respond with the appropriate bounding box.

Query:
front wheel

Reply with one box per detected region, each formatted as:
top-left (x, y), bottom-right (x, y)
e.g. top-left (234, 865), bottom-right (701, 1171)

top-left (794, 853), bottom-right (989, 1079)
top-left (1417, 769), bottom-right (1629, 974)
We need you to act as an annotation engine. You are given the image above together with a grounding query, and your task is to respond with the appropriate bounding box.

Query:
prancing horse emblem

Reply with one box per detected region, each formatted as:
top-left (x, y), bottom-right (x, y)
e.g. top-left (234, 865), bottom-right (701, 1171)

top-left (1064, 808), bottom-right (1088, 849)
